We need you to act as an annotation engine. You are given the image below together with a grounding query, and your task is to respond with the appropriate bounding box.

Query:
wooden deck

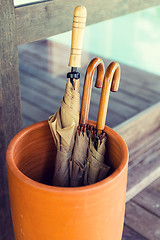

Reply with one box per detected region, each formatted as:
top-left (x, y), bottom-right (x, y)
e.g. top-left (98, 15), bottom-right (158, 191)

top-left (123, 177), bottom-right (160, 240)
top-left (18, 40), bottom-right (160, 128)
top-left (18, 39), bottom-right (160, 240)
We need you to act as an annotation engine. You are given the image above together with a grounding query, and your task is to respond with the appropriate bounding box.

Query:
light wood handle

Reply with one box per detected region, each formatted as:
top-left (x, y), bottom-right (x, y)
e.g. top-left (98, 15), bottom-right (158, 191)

top-left (69, 6), bottom-right (87, 68)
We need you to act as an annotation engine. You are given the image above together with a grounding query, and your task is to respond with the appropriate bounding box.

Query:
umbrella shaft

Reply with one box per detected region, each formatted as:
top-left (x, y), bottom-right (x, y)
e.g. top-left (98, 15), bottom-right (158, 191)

top-left (71, 67), bottom-right (77, 72)
top-left (71, 67), bottom-right (77, 86)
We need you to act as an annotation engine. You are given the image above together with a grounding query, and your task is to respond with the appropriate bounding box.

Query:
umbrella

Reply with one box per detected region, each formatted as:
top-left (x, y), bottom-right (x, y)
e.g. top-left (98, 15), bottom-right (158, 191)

top-left (70, 57), bottom-right (105, 187)
top-left (84, 61), bottom-right (121, 185)
top-left (48, 6), bottom-right (87, 187)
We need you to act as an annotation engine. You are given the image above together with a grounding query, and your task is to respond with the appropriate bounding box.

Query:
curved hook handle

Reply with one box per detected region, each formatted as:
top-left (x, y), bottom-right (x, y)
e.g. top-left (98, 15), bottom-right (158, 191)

top-left (96, 62), bottom-right (121, 136)
top-left (80, 58), bottom-right (105, 125)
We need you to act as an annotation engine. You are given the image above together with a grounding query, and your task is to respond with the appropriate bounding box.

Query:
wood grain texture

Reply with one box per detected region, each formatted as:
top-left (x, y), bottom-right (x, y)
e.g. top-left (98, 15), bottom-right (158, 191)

top-left (132, 178), bottom-right (160, 218)
top-left (15, 0), bottom-right (160, 45)
top-left (126, 145), bottom-right (160, 202)
top-left (0, 0), bottom-right (22, 239)
top-left (125, 201), bottom-right (160, 240)
top-left (115, 103), bottom-right (160, 202)
top-left (129, 130), bottom-right (160, 163)
top-left (152, 178), bottom-right (160, 192)
top-left (122, 225), bottom-right (148, 240)
top-left (115, 102), bottom-right (160, 147)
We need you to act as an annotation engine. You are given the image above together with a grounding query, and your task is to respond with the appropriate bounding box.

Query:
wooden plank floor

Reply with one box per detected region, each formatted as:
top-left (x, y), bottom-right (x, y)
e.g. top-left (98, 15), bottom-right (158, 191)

top-left (115, 103), bottom-right (160, 202)
top-left (18, 40), bottom-right (160, 240)
top-left (123, 177), bottom-right (160, 240)
top-left (18, 40), bottom-right (160, 129)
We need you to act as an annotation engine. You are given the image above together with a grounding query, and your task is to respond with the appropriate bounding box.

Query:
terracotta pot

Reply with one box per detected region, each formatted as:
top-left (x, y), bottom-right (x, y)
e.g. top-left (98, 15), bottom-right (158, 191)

top-left (6, 120), bottom-right (128, 240)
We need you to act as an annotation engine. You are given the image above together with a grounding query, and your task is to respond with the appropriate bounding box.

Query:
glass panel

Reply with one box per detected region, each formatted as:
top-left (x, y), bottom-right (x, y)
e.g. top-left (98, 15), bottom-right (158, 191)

top-left (18, 6), bottom-right (160, 130)
top-left (49, 6), bottom-right (160, 75)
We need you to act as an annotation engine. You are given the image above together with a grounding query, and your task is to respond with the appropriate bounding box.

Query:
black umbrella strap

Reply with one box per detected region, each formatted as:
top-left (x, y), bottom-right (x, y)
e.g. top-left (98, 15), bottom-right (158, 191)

top-left (67, 72), bottom-right (80, 79)
top-left (67, 71), bottom-right (80, 86)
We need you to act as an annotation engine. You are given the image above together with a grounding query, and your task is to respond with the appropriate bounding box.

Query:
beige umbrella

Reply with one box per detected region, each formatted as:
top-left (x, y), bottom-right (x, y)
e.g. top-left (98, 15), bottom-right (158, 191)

top-left (70, 58), bottom-right (105, 187)
top-left (83, 62), bottom-right (121, 185)
top-left (49, 79), bottom-right (80, 186)
top-left (48, 6), bottom-right (87, 187)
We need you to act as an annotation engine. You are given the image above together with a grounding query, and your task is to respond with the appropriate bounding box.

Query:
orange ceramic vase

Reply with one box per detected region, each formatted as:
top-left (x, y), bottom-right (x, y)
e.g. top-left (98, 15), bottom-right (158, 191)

top-left (7, 120), bottom-right (128, 240)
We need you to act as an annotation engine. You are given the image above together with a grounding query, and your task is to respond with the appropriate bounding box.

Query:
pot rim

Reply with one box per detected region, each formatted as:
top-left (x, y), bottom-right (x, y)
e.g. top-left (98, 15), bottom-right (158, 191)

top-left (6, 120), bottom-right (128, 193)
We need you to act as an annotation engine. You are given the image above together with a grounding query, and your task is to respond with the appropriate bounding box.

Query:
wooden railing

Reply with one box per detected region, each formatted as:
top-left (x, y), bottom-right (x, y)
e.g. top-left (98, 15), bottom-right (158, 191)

top-left (15, 0), bottom-right (160, 45)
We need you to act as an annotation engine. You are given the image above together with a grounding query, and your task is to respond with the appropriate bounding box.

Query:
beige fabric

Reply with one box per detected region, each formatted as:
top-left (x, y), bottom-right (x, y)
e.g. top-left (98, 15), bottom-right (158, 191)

top-left (48, 79), bottom-right (80, 187)
top-left (70, 131), bottom-right (89, 187)
top-left (84, 136), bottom-right (110, 185)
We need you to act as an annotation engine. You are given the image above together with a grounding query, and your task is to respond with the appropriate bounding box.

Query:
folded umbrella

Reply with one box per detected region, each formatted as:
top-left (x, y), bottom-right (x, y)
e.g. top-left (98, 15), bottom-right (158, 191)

top-left (48, 6), bottom-right (87, 187)
top-left (70, 57), bottom-right (105, 187)
top-left (49, 79), bottom-right (80, 186)
top-left (84, 62), bottom-right (121, 185)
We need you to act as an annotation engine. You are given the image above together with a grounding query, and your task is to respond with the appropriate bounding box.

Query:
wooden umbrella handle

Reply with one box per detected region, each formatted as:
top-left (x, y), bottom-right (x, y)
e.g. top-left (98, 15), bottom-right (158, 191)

top-left (96, 62), bottom-right (121, 136)
top-left (80, 58), bottom-right (105, 125)
top-left (68, 6), bottom-right (87, 68)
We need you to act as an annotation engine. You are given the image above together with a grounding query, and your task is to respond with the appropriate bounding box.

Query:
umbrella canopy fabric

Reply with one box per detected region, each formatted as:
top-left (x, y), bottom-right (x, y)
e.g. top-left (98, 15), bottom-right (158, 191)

top-left (48, 79), bottom-right (80, 186)
top-left (70, 58), bottom-right (105, 187)
top-left (70, 126), bottom-right (89, 187)
top-left (84, 130), bottom-right (110, 185)
top-left (84, 62), bottom-right (121, 185)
